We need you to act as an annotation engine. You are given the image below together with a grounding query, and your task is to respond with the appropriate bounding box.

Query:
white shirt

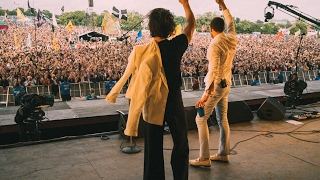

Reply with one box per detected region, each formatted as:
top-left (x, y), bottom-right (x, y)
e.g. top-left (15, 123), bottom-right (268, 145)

top-left (205, 9), bottom-right (238, 90)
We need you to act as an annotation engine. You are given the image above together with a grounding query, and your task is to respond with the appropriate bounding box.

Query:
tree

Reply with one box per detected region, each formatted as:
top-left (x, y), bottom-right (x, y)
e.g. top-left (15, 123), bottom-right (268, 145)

top-left (295, 20), bottom-right (308, 34)
top-left (261, 23), bottom-right (274, 34)
top-left (174, 16), bottom-right (186, 27)
top-left (120, 11), bottom-right (143, 31)
top-left (58, 11), bottom-right (87, 26)
top-left (195, 12), bottom-right (219, 32)
top-left (235, 20), bottom-right (253, 34)
top-left (235, 17), bottom-right (241, 24)
top-left (42, 10), bottom-right (52, 19)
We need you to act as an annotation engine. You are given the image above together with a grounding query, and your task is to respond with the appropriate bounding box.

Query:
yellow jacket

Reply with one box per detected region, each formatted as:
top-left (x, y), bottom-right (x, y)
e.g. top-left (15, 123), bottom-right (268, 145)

top-left (106, 40), bottom-right (168, 137)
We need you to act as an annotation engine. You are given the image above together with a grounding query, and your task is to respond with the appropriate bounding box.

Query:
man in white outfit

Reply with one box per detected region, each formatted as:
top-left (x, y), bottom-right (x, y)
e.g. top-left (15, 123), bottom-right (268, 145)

top-left (189, 0), bottom-right (238, 167)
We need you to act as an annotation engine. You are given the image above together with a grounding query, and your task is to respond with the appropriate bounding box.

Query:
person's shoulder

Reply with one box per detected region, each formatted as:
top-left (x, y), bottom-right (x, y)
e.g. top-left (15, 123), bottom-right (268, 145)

top-left (171, 34), bottom-right (188, 43)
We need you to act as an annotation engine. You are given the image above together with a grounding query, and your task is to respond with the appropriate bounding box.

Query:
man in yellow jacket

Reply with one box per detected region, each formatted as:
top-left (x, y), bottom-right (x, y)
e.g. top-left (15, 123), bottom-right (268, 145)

top-left (106, 0), bottom-right (195, 179)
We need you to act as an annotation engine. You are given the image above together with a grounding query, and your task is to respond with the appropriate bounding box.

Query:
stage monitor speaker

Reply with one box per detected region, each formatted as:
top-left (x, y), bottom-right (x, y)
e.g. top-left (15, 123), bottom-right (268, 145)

top-left (117, 110), bottom-right (146, 138)
top-left (257, 97), bottom-right (286, 120)
top-left (211, 101), bottom-right (254, 124)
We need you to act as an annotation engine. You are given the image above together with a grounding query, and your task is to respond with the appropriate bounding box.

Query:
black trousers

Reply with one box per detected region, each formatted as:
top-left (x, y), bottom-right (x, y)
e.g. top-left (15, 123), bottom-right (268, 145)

top-left (144, 89), bottom-right (189, 180)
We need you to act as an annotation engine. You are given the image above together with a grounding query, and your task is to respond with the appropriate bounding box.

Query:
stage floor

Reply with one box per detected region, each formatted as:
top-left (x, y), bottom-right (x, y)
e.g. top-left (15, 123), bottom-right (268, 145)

top-left (1, 81), bottom-right (320, 126)
top-left (0, 81), bottom-right (320, 179)
top-left (0, 112), bottom-right (320, 179)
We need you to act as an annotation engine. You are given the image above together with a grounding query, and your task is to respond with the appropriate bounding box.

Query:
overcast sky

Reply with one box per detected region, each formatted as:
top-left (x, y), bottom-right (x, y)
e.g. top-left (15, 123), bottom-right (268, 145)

top-left (2, 0), bottom-right (319, 22)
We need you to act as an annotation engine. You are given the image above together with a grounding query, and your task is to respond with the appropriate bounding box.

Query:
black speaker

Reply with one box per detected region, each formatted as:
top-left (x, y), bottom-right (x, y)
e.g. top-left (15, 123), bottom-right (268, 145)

top-left (117, 110), bottom-right (146, 138)
top-left (211, 101), bottom-right (254, 124)
top-left (257, 97), bottom-right (286, 120)
top-left (88, 0), bottom-right (94, 7)
top-left (185, 106), bottom-right (213, 130)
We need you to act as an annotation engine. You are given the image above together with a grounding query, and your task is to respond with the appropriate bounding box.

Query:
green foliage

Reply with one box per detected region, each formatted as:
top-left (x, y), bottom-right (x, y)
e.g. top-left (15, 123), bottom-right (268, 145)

top-left (58, 11), bottom-right (87, 26)
top-left (120, 11), bottom-right (143, 31)
top-left (290, 26), bottom-right (299, 35)
top-left (174, 16), bottom-right (186, 27)
top-left (42, 10), bottom-right (52, 19)
top-left (2, 6), bottom-right (314, 35)
top-left (195, 12), bottom-right (219, 32)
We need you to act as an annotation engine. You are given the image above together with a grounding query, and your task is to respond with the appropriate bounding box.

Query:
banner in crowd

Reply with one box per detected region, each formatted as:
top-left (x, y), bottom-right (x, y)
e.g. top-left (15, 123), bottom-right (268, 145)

top-left (66, 20), bottom-right (74, 31)
top-left (135, 30), bottom-right (143, 42)
top-left (4, 11), bottom-right (11, 23)
top-left (276, 30), bottom-right (283, 40)
top-left (52, 32), bottom-right (59, 51)
top-left (16, 8), bottom-right (25, 22)
top-left (26, 33), bottom-right (32, 47)
top-left (0, 20), bottom-right (8, 30)
top-left (37, 9), bottom-right (46, 28)
top-left (52, 13), bottom-right (58, 27)
top-left (112, 6), bottom-right (127, 21)
top-left (101, 12), bottom-right (119, 34)
top-left (14, 32), bottom-right (19, 47)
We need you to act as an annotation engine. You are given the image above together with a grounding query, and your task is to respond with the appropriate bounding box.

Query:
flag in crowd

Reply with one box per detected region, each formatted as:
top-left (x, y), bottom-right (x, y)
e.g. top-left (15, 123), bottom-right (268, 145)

top-left (16, 8), bottom-right (25, 23)
top-left (201, 25), bottom-right (207, 32)
top-left (112, 6), bottom-right (128, 21)
top-left (4, 11), bottom-right (8, 20)
top-left (14, 32), bottom-right (19, 47)
top-left (112, 6), bottom-right (120, 18)
top-left (37, 9), bottom-right (46, 28)
top-left (135, 30), bottom-right (143, 42)
top-left (101, 12), bottom-right (119, 34)
top-left (295, 29), bottom-right (301, 36)
top-left (276, 30), bottom-right (283, 40)
top-left (27, 0), bottom-right (35, 14)
top-left (52, 33), bottom-right (59, 51)
top-left (120, 9), bottom-right (128, 21)
top-left (0, 20), bottom-right (8, 30)
top-left (4, 11), bottom-right (11, 23)
top-left (66, 20), bottom-right (74, 31)
top-left (26, 33), bottom-right (32, 47)
top-left (52, 13), bottom-right (58, 27)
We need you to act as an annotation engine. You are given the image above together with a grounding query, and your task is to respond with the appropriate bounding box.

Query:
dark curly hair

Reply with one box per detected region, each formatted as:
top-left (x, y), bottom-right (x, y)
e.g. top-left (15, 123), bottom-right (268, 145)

top-left (148, 8), bottom-right (176, 38)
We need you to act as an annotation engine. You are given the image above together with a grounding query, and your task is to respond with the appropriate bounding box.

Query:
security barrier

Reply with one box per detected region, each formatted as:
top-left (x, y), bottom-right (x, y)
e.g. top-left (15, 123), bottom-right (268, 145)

top-left (0, 70), bottom-right (318, 106)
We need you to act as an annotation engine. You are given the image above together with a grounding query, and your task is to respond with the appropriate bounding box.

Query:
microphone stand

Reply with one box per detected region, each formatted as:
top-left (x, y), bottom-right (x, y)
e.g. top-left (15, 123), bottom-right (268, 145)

top-left (295, 34), bottom-right (305, 72)
top-left (117, 19), bottom-right (143, 45)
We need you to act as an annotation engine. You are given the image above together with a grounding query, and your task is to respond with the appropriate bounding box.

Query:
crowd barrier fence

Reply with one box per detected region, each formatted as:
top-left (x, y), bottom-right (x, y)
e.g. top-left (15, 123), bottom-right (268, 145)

top-left (0, 70), bottom-right (318, 106)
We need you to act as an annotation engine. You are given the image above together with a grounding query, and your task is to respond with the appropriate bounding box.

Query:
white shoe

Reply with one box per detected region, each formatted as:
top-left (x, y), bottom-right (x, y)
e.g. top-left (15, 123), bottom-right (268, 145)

top-left (210, 154), bottom-right (230, 162)
top-left (189, 158), bottom-right (211, 167)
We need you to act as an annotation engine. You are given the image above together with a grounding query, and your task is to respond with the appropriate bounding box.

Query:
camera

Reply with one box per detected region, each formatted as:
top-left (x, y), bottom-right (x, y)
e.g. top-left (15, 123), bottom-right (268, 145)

top-left (14, 93), bottom-right (54, 125)
top-left (220, 79), bottom-right (227, 88)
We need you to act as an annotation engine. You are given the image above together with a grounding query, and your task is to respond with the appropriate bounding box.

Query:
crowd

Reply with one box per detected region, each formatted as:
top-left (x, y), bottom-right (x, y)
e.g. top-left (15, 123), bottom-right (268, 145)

top-left (1, 23), bottom-right (320, 93)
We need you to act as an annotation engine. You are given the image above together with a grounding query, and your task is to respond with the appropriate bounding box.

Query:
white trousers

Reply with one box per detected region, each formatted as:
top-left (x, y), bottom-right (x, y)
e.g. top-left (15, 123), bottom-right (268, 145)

top-left (195, 85), bottom-right (230, 158)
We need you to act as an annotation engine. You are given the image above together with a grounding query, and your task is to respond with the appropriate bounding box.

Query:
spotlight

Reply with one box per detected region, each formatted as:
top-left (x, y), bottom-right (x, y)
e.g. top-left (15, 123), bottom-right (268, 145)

top-left (264, 6), bottom-right (274, 22)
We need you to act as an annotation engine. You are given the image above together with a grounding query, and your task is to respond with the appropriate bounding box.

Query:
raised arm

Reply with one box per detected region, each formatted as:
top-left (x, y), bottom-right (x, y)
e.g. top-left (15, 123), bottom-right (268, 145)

top-left (216, 0), bottom-right (236, 36)
top-left (180, 0), bottom-right (196, 43)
